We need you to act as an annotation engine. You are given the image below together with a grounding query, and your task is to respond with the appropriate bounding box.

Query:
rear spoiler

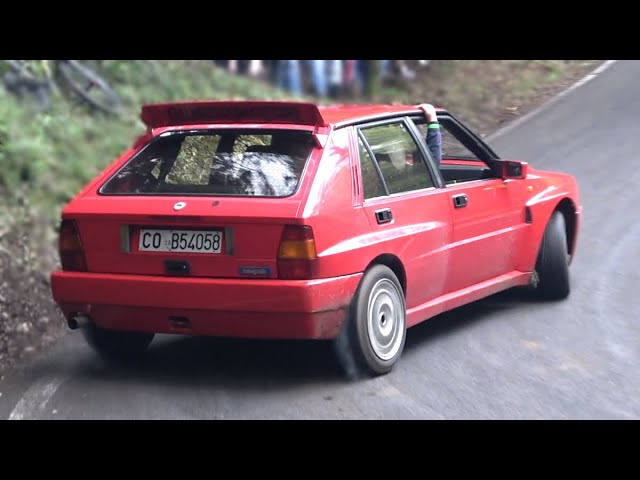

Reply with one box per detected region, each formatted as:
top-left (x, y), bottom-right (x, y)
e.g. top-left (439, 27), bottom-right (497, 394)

top-left (141, 101), bottom-right (328, 130)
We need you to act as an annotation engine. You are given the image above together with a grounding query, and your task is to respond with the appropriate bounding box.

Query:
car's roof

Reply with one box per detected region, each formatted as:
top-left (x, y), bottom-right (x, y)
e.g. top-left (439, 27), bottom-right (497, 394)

top-left (140, 101), bottom-right (446, 131)
top-left (318, 104), bottom-right (444, 126)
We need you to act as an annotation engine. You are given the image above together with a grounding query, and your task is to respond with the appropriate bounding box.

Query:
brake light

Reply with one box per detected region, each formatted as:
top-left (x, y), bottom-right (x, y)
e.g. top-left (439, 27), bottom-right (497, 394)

top-left (277, 225), bottom-right (317, 280)
top-left (58, 220), bottom-right (87, 272)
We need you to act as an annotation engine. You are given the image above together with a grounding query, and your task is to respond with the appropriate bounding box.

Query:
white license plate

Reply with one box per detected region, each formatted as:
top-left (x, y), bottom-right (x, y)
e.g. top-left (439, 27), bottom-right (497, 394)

top-left (138, 229), bottom-right (223, 254)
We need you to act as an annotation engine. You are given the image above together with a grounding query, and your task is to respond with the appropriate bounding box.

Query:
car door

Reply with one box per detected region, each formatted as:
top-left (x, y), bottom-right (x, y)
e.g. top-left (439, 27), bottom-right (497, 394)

top-left (355, 118), bottom-right (453, 313)
top-left (411, 114), bottom-right (523, 294)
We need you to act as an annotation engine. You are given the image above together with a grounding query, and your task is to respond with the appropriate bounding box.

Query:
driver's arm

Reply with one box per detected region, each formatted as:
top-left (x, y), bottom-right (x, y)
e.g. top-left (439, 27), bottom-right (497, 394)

top-left (416, 103), bottom-right (442, 166)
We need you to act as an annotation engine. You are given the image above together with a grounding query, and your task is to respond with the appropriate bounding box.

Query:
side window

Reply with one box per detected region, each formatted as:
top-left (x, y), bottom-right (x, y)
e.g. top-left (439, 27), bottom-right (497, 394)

top-left (360, 122), bottom-right (435, 195)
top-left (415, 120), bottom-right (478, 160)
top-left (414, 117), bottom-right (495, 185)
top-left (358, 136), bottom-right (386, 199)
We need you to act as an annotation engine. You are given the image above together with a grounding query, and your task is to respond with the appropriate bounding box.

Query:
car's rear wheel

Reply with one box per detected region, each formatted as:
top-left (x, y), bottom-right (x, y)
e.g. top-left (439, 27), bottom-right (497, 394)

top-left (334, 265), bottom-right (406, 379)
top-left (534, 211), bottom-right (570, 300)
top-left (82, 323), bottom-right (154, 362)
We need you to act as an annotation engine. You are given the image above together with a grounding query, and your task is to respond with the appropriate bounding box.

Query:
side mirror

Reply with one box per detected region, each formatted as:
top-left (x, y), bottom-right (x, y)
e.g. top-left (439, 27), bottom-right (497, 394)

top-left (502, 160), bottom-right (528, 179)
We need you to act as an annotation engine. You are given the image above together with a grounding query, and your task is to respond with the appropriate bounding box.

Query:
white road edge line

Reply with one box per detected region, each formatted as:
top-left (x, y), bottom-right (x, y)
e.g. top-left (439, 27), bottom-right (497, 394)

top-left (488, 60), bottom-right (618, 142)
top-left (8, 376), bottom-right (67, 420)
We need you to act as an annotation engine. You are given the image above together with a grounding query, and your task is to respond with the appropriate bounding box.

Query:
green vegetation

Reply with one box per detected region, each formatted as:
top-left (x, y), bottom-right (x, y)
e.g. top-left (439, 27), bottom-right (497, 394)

top-left (0, 60), bottom-right (292, 223)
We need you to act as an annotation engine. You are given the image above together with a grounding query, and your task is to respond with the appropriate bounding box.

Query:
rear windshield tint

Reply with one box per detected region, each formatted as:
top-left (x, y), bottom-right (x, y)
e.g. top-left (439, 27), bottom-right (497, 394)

top-left (100, 129), bottom-right (315, 197)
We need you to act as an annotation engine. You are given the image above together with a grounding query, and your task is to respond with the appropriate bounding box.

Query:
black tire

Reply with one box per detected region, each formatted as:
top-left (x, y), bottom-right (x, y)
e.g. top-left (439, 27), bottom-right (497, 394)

top-left (334, 265), bottom-right (407, 379)
top-left (53, 60), bottom-right (122, 115)
top-left (534, 211), bottom-right (570, 299)
top-left (82, 322), bottom-right (154, 362)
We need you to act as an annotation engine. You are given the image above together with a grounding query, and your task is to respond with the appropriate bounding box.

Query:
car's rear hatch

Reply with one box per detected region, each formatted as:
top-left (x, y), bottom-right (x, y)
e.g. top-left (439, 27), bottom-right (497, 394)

top-left (64, 102), bottom-right (329, 279)
top-left (69, 196), bottom-right (302, 279)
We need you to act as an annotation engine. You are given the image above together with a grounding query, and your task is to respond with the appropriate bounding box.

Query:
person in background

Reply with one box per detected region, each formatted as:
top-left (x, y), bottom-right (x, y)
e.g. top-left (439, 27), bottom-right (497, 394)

top-left (213, 60), bottom-right (230, 70)
top-left (305, 60), bottom-right (328, 97)
top-left (276, 60), bottom-right (303, 96)
top-left (357, 60), bottom-right (372, 95)
top-left (343, 60), bottom-right (360, 97)
top-left (213, 60), bottom-right (265, 79)
top-left (247, 60), bottom-right (264, 78)
top-left (327, 60), bottom-right (343, 99)
top-left (305, 60), bottom-right (351, 99)
top-left (263, 60), bottom-right (280, 84)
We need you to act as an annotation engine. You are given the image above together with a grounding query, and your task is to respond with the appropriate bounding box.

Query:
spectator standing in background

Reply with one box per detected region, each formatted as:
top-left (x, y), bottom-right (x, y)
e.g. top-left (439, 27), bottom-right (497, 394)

top-left (305, 60), bottom-right (328, 97)
top-left (327, 60), bottom-right (343, 99)
top-left (342, 60), bottom-right (358, 96)
top-left (276, 60), bottom-right (303, 96)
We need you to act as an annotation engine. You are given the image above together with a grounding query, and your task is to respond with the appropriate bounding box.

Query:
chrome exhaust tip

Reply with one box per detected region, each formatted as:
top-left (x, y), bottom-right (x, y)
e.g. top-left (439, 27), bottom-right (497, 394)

top-left (68, 314), bottom-right (91, 330)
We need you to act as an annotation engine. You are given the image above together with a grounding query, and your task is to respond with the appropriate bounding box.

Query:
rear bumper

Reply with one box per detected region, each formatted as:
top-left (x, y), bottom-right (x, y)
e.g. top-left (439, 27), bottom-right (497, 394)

top-left (50, 271), bottom-right (362, 339)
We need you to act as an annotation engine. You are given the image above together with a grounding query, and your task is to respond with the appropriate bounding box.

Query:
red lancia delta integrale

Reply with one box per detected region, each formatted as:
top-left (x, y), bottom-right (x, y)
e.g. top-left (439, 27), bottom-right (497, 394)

top-left (50, 100), bottom-right (581, 378)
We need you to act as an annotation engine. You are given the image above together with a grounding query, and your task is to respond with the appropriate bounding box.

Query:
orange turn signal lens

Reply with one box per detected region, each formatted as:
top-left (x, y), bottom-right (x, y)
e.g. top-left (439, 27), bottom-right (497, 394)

top-left (278, 239), bottom-right (317, 260)
top-left (277, 225), bottom-right (317, 279)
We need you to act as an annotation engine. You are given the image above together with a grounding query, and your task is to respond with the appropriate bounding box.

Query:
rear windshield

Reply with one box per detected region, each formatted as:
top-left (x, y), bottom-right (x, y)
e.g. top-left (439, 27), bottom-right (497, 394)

top-left (100, 129), bottom-right (315, 197)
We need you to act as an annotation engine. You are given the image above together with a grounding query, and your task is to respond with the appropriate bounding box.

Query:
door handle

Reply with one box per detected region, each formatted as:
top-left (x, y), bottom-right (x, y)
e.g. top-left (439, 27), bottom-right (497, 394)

top-left (375, 208), bottom-right (393, 224)
top-left (453, 194), bottom-right (468, 208)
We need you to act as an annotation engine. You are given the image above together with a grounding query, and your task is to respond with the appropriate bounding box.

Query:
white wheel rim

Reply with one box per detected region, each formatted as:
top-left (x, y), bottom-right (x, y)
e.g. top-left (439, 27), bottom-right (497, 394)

top-left (366, 278), bottom-right (405, 361)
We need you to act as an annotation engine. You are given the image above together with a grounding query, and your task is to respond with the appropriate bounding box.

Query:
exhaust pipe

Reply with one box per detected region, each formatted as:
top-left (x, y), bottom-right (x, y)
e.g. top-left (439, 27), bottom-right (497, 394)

top-left (68, 314), bottom-right (91, 330)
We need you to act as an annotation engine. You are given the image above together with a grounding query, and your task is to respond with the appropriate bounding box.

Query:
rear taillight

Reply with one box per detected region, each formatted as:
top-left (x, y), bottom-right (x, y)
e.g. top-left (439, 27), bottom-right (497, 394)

top-left (58, 219), bottom-right (87, 272)
top-left (277, 225), bottom-right (317, 280)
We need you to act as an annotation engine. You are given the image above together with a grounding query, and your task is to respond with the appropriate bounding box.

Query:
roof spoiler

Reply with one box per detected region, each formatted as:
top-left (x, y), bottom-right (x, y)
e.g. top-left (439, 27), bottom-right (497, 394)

top-left (141, 101), bottom-right (327, 130)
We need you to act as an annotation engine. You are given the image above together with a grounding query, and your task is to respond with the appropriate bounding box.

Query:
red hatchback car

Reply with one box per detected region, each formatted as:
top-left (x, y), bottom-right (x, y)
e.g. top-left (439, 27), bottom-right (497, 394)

top-left (50, 100), bottom-right (581, 377)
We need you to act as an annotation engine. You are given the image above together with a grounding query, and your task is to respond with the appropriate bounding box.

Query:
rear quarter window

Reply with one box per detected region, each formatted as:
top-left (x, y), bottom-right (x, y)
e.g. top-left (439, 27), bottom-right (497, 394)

top-left (100, 129), bottom-right (315, 197)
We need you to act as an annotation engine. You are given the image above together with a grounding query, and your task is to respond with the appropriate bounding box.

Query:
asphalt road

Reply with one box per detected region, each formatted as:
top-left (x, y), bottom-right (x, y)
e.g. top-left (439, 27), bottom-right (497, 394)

top-left (1, 60), bottom-right (638, 420)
